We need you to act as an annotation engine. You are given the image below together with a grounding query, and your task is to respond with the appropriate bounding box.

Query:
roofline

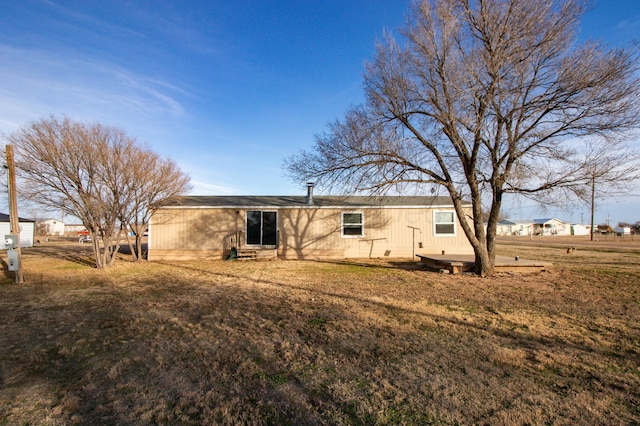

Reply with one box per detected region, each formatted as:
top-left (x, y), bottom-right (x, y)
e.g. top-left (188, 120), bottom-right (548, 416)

top-left (0, 214), bottom-right (36, 223)
top-left (157, 203), bottom-right (461, 210)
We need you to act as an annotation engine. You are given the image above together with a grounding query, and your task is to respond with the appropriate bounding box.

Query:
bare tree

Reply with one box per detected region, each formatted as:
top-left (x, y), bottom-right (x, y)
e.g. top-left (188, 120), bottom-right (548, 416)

top-left (7, 115), bottom-right (191, 268)
top-left (119, 148), bottom-right (191, 261)
top-left (285, 0), bottom-right (640, 276)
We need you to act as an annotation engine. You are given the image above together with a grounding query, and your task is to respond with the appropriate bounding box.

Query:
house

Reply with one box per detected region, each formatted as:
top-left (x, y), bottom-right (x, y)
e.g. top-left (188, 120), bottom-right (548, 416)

top-left (571, 223), bottom-right (590, 236)
top-left (496, 219), bottom-right (534, 236)
top-left (148, 188), bottom-right (474, 261)
top-left (0, 213), bottom-right (35, 248)
top-left (533, 218), bottom-right (570, 236)
top-left (497, 218), bottom-right (571, 236)
top-left (37, 218), bottom-right (65, 236)
top-left (614, 226), bottom-right (631, 235)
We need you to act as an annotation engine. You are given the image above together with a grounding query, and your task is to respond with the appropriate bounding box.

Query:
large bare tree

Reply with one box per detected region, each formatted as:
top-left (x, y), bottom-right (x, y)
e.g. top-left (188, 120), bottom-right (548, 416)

top-left (119, 147), bottom-right (191, 261)
top-left (285, 0), bottom-right (640, 276)
top-left (7, 115), bottom-right (191, 268)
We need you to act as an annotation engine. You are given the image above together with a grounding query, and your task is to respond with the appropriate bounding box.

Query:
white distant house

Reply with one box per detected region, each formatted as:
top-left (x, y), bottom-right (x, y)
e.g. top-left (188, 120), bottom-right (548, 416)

top-left (497, 218), bottom-right (571, 236)
top-left (0, 213), bottom-right (35, 248)
top-left (496, 219), bottom-right (534, 236)
top-left (38, 218), bottom-right (66, 236)
top-left (533, 218), bottom-right (571, 236)
top-left (614, 226), bottom-right (631, 235)
top-left (571, 224), bottom-right (590, 236)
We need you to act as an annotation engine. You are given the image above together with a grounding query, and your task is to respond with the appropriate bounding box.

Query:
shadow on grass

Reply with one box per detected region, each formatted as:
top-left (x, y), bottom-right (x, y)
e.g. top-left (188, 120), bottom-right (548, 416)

top-left (1, 266), bottom-right (367, 424)
top-left (3, 257), bottom-right (638, 424)
top-left (311, 258), bottom-right (427, 272)
top-left (25, 242), bottom-right (150, 268)
top-left (25, 244), bottom-right (96, 267)
top-left (159, 260), bottom-right (635, 363)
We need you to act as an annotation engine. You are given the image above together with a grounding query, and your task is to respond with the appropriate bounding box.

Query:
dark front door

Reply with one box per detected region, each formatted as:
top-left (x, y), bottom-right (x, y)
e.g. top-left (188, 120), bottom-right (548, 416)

top-left (246, 211), bottom-right (277, 246)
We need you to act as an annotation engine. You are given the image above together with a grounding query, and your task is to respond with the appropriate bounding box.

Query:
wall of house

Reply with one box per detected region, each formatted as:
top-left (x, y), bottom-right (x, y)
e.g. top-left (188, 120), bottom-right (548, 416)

top-left (148, 205), bottom-right (474, 261)
top-left (148, 208), bottom-right (239, 261)
top-left (572, 224), bottom-right (590, 236)
top-left (277, 206), bottom-right (473, 259)
top-left (39, 220), bottom-right (66, 236)
top-left (0, 222), bottom-right (35, 248)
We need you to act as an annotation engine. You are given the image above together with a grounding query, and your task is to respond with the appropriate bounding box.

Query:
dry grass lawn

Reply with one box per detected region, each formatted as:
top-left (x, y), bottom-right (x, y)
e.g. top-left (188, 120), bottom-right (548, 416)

top-left (0, 236), bottom-right (638, 425)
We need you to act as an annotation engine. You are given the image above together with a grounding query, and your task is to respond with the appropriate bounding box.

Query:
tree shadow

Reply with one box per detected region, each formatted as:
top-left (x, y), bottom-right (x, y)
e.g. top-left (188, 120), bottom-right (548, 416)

top-left (2, 259), bottom-right (638, 424)
top-left (311, 258), bottom-right (421, 271)
top-left (115, 243), bottom-right (148, 258)
top-left (160, 260), bottom-right (635, 363)
top-left (24, 244), bottom-right (96, 267)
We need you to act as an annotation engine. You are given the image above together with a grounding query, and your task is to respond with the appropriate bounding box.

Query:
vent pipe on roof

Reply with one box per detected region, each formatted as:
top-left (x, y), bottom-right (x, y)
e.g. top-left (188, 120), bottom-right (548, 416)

top-left (306, 182), bottom-right (315, 205)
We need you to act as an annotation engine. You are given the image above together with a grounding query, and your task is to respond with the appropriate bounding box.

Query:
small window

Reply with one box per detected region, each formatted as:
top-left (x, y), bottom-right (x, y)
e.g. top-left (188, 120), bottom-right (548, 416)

top-left (342, 212), bottom-right (363, 237)
top-left (434, 211), bottom-right (456, 236)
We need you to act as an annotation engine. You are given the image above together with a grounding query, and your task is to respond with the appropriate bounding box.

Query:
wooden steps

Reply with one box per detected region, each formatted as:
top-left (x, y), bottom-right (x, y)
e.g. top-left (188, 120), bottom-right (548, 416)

top-left (236, 249), bottom-right (257, 261)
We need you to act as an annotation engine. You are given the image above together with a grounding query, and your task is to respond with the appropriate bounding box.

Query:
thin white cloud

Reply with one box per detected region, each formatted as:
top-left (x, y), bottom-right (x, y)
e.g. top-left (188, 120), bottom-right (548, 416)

top-left (0, 43), bottom-right (190, 134)
top-left (189, 179), bottom-right (238, 195)
top-left (615, 17), bottom-right (640, 33)
top-left (42, 0), bottom-right (150, 42)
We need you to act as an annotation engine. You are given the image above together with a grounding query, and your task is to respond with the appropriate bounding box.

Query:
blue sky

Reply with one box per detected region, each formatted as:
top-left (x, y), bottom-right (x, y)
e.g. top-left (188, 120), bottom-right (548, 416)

top-left (1, 0), bottom-right (639, 225)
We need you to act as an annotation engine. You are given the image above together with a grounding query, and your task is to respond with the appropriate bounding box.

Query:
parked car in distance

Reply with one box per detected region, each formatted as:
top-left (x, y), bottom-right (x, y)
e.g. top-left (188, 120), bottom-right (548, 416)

top-left (77, 230), bottom-right (91, 244)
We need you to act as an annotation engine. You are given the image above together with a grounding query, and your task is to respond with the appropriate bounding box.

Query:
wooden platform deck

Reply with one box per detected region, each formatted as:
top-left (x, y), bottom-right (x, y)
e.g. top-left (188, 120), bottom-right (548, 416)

top-left (417, 254), bottom-right (552, 274)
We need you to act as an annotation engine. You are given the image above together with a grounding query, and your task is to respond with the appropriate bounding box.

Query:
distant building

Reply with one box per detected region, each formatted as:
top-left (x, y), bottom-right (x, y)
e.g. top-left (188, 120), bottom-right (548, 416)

top-left (38, 218), bottom-right (65, 236)
top-left (614, 227), bottom-right (631, 235)
top-left (496, 219), bottom-right (534, 236)
top-left (533, 218), bottom-right (570, 236)
top-left (497, 218), bottom-right (570, 236)
top-left (0, 213), bottom-right (35, 248)
top-left (571, 224), bottom-right (590, 236)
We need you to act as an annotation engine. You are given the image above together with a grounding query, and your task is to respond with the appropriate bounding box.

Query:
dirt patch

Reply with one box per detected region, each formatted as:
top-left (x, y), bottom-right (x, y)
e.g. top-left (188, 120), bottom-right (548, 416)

top-left (0, 240), bottom-right (638, 424)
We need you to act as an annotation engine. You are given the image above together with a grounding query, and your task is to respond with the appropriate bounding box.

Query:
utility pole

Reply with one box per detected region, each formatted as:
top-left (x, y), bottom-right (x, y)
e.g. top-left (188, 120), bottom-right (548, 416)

top-left (5, 145), bottom-right (24, 283)
top-left (590, 174), bottom-right (595, 241)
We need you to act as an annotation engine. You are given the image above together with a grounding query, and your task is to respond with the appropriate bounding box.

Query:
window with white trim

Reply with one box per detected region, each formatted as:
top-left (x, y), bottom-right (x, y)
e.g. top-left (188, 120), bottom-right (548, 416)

top-left (341, 212), bottom-right (364, 237)
top-left (434, 211), bottom-right (456, 236)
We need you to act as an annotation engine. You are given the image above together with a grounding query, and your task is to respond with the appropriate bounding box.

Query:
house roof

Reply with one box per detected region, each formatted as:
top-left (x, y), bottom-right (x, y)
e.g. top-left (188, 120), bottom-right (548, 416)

top-left (498, 219), bottom-right (534, 225)
top-left (533, 218), bottom-right (566, 224)
top-left (0, 213), bottom-right (36, 223)
top-left (499, 218), bottom-right (567, 225)
top-left (158, 195), bottom-right (466, 209)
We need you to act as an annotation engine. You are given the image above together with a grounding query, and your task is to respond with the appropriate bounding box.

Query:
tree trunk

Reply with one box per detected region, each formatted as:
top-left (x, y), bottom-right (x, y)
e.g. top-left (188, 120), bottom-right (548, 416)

top-left (473, 244), bottom-right (494, 277)
top-left (106, 231), bottom-right (123, 266)
top-left (135, 234), bottom-right (144, 261)
top-left (123, 230), bottom-right (138, 261)
top-left (88, 232), bottom-right (103, 268)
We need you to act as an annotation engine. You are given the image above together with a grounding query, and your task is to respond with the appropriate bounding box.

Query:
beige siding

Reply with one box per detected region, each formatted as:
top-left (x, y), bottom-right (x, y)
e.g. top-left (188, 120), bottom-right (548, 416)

top-left (149, 208), bottom-right (239, 260)
top-left (149, 205), bottom-right (473, 261)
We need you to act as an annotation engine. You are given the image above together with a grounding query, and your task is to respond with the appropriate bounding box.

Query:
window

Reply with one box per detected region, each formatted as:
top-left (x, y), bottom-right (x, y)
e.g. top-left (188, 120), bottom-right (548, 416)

top-left (434, 211), bottom-right (456, 236)
top-left (342, 212), bottom-right (363, 237)
top-left (246, 211), bottom-right (277, 246)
